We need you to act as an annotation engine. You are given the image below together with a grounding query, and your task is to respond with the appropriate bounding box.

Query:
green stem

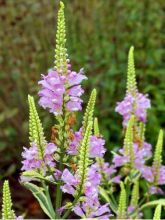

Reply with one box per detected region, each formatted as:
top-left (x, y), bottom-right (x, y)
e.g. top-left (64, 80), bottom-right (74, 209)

top-left (43, 182), bottom-right (53, 208)
top-left (55, 107), bottom-right (68, 212)
top-left (62, 208), bottom-right (72, 219)
top-left (62, 193), bottom-right (80, 219)
top-left (46, 164), bottom-right (57, 182)
top-left (110, 193), bottom-right (118, 207)
top-left (42, 181), bottom-right (57, 219)
top-left (55, 162), bottom-right (64, 210)
top-left (139, 194), bottom-right (147, 206)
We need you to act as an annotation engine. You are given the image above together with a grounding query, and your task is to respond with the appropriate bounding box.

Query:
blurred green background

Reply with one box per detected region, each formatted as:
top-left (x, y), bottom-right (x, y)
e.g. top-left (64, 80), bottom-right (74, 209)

top-left (0, 0), bottom-right (165, 218)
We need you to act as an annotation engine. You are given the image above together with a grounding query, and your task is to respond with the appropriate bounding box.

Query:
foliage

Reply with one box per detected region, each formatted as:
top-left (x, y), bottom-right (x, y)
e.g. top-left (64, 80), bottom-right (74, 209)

top-left (153, 204), bottom-right (162, 220)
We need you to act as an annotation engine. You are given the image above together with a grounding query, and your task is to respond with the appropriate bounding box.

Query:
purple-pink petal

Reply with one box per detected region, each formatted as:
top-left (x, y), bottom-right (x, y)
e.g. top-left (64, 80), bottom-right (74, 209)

top-left (90, 136), bottom-right (106, 158)
top-left (61, 184), bottom-right (75, 195)
top-left (44, 143), bottom-right (57, 156)
top-left (61, 169), bottom-right (78, 185)
top-left (73, 206), bottom-right (84, 217)
top-left (115, 92), bottom-right (151, 126)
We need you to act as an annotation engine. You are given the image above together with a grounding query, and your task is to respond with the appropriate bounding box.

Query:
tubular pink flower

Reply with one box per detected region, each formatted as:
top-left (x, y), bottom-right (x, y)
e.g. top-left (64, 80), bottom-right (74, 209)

top-left (135, 163), bottom-right (165, 186)
top-left (68, 85), bottom-right (84, 97)
top-left (61, 169), bottom-right (79, 195)
top-left (139, 165), bottom-right (154, 182)
top-left (60, 164), bottom-right (111, 218)
top-left (21, 142), bottom-right (57, 171)
top-left (21, 143), bottom-right (42, 171)
top-left (149, 186), bottom-right (164, 195)
top-left (67, 128), bottom-right (106, 158)
top-left (112, 141), bottom-right (153, 183)
top-left (90, 136), bottom-right (106, 158)
top-left (38, 68), bottom-right (87, 114)
top-left (66, 97), bottom-right (83, 111)
top-left (115, 92), bottom-right (151, 126)
top-left (94, 162), bottom-right (120, 183)
top-left (73, 202), bottom-right (111, 219)
top-left (68, 68), bottom-right (87, 86)
top-left (112, 154), bottom-right (129, 167)
top-left (38, 69), bottom-right (65, 115)
top-left (152, 165), bottom-right (165, 185)
top-left (158, 166), bottom-right (165, 185)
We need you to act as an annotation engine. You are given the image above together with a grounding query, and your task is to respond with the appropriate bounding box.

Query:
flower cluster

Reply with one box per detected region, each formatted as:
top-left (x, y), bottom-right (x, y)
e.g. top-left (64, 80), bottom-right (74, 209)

top-left (143, 165), bottom-right (165, 186)
top-left (114, 93), bottom-right (165, 197)
top-left (113, 142), bottom-right (152, 169)
top-left (73, 202), bottom-right (110, 219)
top-left (21, 142), bottom-right (57, 171)
top-left (67, 128), bottom-right (106, 158)
top-left (38, 67), bottom-right (87, 115)
top-left (95, 161), bottom-right (121, 184)
top-left (61, 165), bottom-right (111, 218)
top-left (112, 137), bottom-right (165, 190)
top-left (115, 92), bottom-right (151, 126)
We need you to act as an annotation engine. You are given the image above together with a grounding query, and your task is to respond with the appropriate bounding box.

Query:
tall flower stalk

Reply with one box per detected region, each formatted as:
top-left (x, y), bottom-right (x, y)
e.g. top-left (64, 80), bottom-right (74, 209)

top-left (117, 182), bottom-right (127, 219)
top-left (152, 130), bottom-right (163, 185)
top-left (2, 181), bottom-right (15, 220)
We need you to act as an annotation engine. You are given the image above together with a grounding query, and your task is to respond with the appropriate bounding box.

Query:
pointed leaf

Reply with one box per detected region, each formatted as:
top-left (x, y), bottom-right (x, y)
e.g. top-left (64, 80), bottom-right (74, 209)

top-left (23, 182), bottom-right (56, 219)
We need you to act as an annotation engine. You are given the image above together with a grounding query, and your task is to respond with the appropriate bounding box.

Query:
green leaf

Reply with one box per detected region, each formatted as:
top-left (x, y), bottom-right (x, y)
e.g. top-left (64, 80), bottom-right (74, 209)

top-left (22, 170), bottom-right (57, 184)
top-left (22, 170), bottom-right (44, 179)
top-left (99, 187), bottom-right (117, 214)
top-left (153, 204), bottom-right (162, 220)
top-left (140, 199), bottom-right (165, 210)
top-left (23, 182), bottom-right (56, 219)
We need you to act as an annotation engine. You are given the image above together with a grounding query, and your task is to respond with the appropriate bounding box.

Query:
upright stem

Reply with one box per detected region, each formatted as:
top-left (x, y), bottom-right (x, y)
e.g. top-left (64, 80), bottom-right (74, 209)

top-left (55, 107), bottom-right (68, 212)
top-left (62, 192), bottom-right (81, 219)
top-left (55, 163), bottom-right (64, 210)
top-left (42, 181), bottom-right (57, 219)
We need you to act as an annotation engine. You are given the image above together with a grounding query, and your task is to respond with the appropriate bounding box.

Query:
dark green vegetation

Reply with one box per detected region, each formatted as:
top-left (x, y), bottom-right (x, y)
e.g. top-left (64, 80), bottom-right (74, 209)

top-left (0, 0), bottom-right (164, 179)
